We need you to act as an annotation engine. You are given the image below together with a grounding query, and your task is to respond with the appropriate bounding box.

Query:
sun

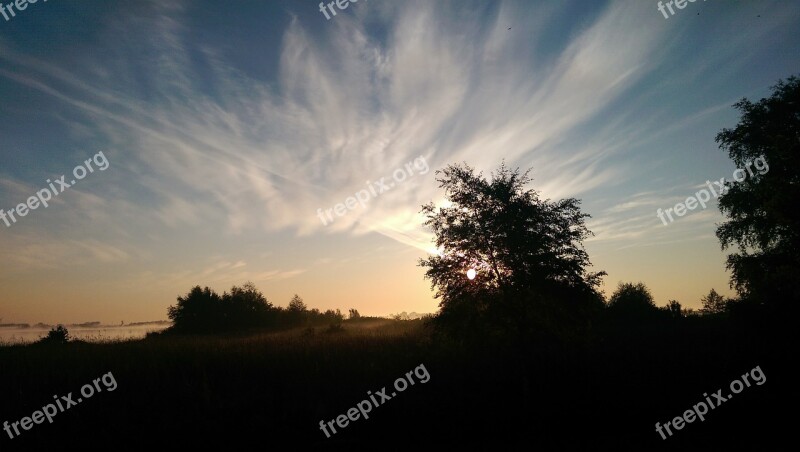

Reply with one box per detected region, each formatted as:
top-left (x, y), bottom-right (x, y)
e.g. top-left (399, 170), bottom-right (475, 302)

top-left (466, 268), bottom-right (476, 280)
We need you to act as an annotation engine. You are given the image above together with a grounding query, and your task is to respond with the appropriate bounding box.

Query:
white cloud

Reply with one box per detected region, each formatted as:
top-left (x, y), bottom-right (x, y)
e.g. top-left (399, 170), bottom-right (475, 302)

top-left (0, 1), bottom-right (669, 257)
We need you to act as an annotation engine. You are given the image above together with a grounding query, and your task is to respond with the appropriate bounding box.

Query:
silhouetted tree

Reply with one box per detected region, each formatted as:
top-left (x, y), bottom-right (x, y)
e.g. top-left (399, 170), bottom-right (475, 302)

top-left (222, 282), bottom-right (273, 328)
top-left (287, 294), bottom-right (308, 326)
top-left (348, 309), bottom-right (361, 320)
top-left (168, 286), bottom-right (223, 333)
top-left (288, 294), bottom-right (307, 312)
top-left (715, 76), bottom-right (800, 311)
top-left (323, 309), bottom-right (343, 322)
top-left (168, 283), bottom-right (273, 333)
top-left (666, 300), bottom-right (683, 319)
top-left (606, 282), bottom-right (658, 318)
top-left (419, 162), bottom-right (605, 339)
top-left (700, 289), bottom-right (727, 315)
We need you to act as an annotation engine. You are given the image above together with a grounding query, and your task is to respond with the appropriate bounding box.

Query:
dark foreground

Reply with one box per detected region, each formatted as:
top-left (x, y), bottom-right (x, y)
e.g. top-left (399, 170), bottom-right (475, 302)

top-left (0, 316), bottom-right (795, 450)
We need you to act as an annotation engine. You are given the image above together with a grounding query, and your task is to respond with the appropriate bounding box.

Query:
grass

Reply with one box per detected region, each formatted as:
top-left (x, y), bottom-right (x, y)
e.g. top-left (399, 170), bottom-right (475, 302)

top-left (0, 316), bottom-right (792, 449)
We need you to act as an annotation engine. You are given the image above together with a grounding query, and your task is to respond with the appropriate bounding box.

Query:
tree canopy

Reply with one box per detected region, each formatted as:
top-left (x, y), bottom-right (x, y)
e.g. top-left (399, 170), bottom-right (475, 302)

top-left (714, 75), bottom-right (800, 311)
top-left (700, 289), bottom-right (728, 315)
top-left (606, 282), bottom-right (656, 313)
top-left (419, 162), bottom-right (605, 338)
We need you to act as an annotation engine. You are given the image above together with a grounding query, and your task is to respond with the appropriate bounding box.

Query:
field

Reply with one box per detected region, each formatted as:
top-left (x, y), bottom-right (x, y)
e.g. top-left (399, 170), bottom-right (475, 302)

top-left (0, 315), bottom-right (792, 450)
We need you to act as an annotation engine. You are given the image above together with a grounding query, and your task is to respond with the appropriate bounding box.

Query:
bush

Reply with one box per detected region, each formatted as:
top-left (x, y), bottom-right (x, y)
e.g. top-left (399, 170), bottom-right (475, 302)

top-left (39, 325), bottom-right (70, 344)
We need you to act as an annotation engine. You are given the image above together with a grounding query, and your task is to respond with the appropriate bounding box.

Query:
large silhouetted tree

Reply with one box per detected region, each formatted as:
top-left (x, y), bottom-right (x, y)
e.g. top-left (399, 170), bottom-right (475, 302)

top-left (715, 76), bottom-right (800, 311)
top-left (419, 162), bottom-right (605, 339)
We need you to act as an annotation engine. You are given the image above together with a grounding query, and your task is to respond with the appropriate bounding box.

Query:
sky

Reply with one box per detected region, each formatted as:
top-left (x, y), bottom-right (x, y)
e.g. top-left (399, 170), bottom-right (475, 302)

top-left (1, 0), bottom-right (798, 324)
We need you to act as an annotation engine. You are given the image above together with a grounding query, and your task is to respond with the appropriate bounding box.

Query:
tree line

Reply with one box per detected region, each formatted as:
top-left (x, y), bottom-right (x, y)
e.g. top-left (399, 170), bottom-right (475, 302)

top-left (166, 283), bottom-right (360, 334)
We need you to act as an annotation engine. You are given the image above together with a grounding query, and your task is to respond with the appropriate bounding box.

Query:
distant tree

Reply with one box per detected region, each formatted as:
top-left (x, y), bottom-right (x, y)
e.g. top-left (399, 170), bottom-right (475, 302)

top-left (715, 76), bottom-right (800, 311)
top-left (700, 289), bottom-right (728, 315)
top-left (322, 309), bottom-right (344, 322)
top-left (222, 282), bottom-right (273, 328)
top-left (39, 325), bottom-right (70, 344)
top-left (666, 300), bottom-right (683, 319)
top-left (288, 295), bottom-right (307, 312)
top-left (348, 309), bottom-right (361, 320)
top-left (607, 282), bottom-right (658, 317)
top-left (287, 294), bottom-right (308, 326)
top-left (168, 286), bottom-right (223, 333)
top-left (419, 162), bottom-right (606, 338)
top-left (168, 283), bottom-right (273, 332)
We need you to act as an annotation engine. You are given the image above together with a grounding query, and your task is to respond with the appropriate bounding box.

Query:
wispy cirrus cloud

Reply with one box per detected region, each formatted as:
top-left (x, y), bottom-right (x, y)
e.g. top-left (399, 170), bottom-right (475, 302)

top-left (1, 0), bottom-right (667, 256)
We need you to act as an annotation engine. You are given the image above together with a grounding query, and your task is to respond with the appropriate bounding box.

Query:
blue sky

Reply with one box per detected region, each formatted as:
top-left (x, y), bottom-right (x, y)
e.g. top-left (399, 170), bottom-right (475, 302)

top-left (1, 0), bottom-right (798, 323)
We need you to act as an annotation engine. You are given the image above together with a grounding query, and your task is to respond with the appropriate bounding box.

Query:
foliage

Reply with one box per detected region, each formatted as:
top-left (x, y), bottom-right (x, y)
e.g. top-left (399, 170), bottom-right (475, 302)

top-left (419, 162), bottom-right (605, 339)
top-left (606, 282), bottom-right (657, 315)
top-left (665, 300), bottom-right (683, 319)
top-left (38, 325), bottom-right (70, 345)
top-left (288, 294), bottom-right (308, 312)
top-left (167, 286), bottom-right (224, 333)
top-left (286, 294), bottom-right (308, 326)
top-left (167, 283), bottom-right (274, 332)
top-left (166, 284), bottom-right (348, 334)
top-left (714, 76), bottom-right (800, 310)
top-left (223, 282), bottom-right (274, 328)
top-left (700, 289), bottom-right (728, 315)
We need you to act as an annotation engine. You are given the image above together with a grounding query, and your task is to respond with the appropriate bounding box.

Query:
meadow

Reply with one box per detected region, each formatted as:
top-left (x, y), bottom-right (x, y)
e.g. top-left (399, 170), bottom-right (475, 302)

top-left (0, 313), bottom-right (790, 450)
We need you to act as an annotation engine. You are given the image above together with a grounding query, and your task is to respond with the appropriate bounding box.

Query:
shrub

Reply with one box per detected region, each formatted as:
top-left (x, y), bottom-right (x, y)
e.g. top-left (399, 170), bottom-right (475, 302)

top-left (39, 325), bottom-right (70, 344)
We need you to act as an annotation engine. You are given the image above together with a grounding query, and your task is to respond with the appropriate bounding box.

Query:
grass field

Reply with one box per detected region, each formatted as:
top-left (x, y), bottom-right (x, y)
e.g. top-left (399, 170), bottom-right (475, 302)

top-left (0, 316), bottom-right (793, 450)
